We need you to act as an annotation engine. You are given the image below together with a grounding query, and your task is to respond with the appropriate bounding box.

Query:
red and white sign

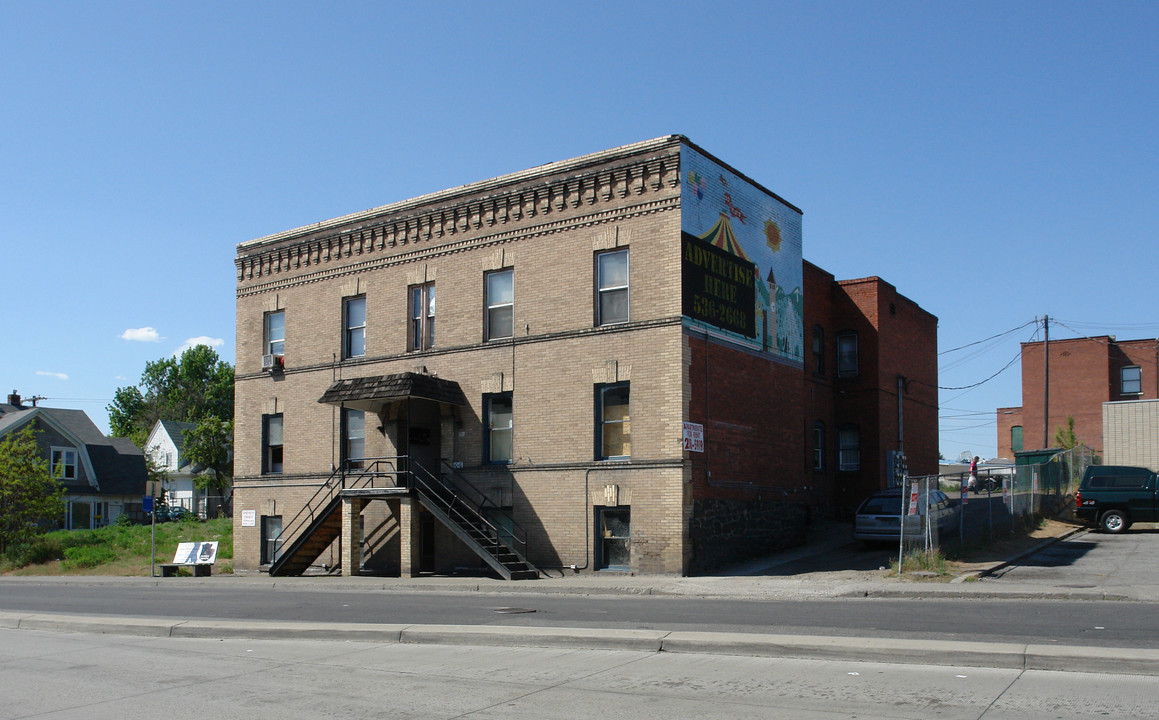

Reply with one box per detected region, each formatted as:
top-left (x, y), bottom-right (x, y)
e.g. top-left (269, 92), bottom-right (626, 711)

top-left (682, 422), bottom-right (704, 452)
top-left (908, 483), bottom-right (920, 516)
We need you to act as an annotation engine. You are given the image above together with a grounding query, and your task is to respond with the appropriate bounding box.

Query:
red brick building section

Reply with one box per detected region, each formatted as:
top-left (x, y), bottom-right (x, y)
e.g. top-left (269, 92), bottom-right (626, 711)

top-left (998, 336), bottom-right (1159, 457)
top-left (803, 262), bottom-right (939, 515)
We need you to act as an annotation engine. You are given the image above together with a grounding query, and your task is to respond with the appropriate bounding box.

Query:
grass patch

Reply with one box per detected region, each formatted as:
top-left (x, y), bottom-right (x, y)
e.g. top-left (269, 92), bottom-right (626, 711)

top-left (1, 517), bottom-right (232, 576)
top-left (890, 548), bottom-right (950, 577)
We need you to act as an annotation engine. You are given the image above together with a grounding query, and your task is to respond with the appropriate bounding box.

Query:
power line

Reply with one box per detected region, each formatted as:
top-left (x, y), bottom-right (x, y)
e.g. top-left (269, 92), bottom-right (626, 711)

top-left (939, 319), bottom-right (1037, 355)
top-left (937, 349), bottom-right (1023, 390)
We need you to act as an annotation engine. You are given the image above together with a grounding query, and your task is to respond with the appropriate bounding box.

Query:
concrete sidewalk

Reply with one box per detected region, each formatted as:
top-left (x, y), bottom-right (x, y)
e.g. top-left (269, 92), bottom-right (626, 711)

top-left (4, 609), bottom-right (1159, 677)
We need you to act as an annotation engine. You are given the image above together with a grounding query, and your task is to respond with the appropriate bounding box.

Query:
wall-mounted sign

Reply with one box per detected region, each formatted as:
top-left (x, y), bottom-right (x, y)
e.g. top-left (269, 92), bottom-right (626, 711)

top-left (682, 233), bottom-right (757, 338)
top-left (241, 510), bottom-right (256, 527)
top-left (683, 422), bottom-right (705, 453)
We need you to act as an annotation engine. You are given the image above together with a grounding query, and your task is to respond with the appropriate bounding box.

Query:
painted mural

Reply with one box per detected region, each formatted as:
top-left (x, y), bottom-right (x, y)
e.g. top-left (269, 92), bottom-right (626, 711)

top-left (680, 144), bottom-right (804, 363)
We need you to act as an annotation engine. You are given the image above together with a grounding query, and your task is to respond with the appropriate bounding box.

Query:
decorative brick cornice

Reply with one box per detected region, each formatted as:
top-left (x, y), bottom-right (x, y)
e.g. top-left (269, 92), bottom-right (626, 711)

top-left (236, 194), bottom-right (679, 298)
top-left (235, 144), bottom-right (681, 290)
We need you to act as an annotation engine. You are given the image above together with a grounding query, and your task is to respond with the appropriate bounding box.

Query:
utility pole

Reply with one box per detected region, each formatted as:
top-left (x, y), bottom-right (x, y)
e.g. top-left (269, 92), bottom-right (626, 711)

top-left (1043, 315), bottom-right (1050, 448)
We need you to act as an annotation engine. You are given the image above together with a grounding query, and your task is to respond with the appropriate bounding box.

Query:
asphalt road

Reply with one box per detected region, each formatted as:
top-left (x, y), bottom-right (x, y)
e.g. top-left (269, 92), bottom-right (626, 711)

top-left (1, 579), bottom-right (1156, 650)
top-left (4, 629), bottom-right (1156, 719)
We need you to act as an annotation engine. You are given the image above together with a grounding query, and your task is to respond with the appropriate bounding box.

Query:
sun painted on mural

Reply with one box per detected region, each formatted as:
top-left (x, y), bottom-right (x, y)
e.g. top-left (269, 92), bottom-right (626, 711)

top-left (681, 144), bottom-right (803, 363)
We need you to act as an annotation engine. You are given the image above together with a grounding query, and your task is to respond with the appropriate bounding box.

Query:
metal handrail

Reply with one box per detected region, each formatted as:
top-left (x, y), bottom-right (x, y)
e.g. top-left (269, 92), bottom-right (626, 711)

top-left (408, 462), bottom-right (526, 551)
top-left (436, 460), bottom-right (529, 548)
top-left (270, 456), bottom-right (404, 564)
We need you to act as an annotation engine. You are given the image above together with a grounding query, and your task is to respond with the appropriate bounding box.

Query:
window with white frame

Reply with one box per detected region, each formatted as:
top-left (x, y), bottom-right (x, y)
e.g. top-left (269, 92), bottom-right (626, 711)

top-left (836, 331), bottom-right (858, 378)
top-left (51, 447), bottom-right (77, 480)
top-left (263, 414), bottom-right (284, 475)
top-left (485, 269), bottom-right (514, 340)
top-left (596, 383), bottom-right (631, 459)
top-left (409, 282), bottom-right (435, 351)
top-left (343, 408), bottom-right (365, 469)
top-left (596, 249), bottom-right (629, 326)
top-left (484, 393), bottom-right (513, 464)
top-left (1121, 366), bottom-right (1142, 395)
top-left (838, 425), bottom-right (860, 471)
top-left (265, 310), bottom-right (285, 357)
top-left (344, 296), bottom-right (366, 359)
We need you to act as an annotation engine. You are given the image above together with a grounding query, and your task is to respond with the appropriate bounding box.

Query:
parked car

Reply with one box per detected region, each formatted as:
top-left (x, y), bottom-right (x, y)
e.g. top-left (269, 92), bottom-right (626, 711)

top-left (853, 489), bottom-right (960, 543)
top-left (1075, 465), bottom-right (1158, 533)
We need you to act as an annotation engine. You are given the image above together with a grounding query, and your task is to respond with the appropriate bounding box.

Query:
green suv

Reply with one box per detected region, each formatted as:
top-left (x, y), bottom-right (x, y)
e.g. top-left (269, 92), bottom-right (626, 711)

top-left (1075, 465), bottom-right (1158, 533)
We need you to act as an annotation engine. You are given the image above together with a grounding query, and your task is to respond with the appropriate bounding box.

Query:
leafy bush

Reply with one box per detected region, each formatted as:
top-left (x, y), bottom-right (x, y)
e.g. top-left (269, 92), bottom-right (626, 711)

top-left (114, 513), bottom-right (134, 528)
top-left (2, 538), bottom-right (64, 568)
top-left (61, 545), bottom-right (118, 570)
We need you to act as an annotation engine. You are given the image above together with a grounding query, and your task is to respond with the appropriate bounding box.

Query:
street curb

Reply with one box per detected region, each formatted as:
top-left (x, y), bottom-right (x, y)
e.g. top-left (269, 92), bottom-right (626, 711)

top-left (3, 610), bottom-right (1158, 676)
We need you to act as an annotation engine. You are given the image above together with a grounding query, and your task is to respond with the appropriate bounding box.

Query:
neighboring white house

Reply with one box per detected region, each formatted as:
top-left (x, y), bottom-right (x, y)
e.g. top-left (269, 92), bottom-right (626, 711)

top-left (145, 419), bottom-right (231, 519)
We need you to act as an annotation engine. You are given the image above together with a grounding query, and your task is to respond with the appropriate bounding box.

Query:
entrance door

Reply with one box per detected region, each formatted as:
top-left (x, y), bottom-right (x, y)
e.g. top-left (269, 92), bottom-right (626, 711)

top-left (419, 511), bottom-right (436, 573)
top-left (405, 399), bottom-right (443, 479)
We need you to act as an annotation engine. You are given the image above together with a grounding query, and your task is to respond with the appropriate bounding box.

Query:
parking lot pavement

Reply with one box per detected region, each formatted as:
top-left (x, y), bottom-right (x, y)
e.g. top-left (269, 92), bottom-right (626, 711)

top-left (986, 524), bottom-right (1159, 598)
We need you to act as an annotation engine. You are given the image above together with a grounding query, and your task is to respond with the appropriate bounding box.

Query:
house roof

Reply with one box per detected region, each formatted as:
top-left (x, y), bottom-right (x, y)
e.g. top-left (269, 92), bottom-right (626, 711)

top-left (158, 419), bottom-right (197, 454)
top-left (0, 405), bottom-right (147, 498)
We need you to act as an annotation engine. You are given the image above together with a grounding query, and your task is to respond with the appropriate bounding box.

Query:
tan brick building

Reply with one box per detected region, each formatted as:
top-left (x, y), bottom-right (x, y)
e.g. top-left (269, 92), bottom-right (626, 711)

top-left (232, 136), bottom-right (937, 577)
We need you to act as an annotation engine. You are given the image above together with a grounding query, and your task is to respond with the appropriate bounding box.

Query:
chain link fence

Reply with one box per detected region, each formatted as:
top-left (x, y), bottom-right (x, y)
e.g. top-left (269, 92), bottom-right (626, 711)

top-left (925, 445), bottom-right (1096, 549)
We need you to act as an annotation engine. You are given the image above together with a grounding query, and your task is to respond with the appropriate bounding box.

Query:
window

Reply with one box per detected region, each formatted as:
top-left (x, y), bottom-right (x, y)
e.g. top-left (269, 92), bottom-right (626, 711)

top-left (1011, 425), bottom-right (1023, 453)
top-left (1121, 366), bottom-right (1142, 395)
top-left (596, 249), bottom-right (629, 326)
top-left (260, 515), bottom-right (282, 565)
top-left (409, 282), bottom-right (435, 350)
top-left (343, 408), bottom-right (365, 469)
top-left (812, 326), bottom-right (825, 376)
top-left (813, 422), bottom-right (825, 471)
top-left (485, 269), bottom-right (514, 340)
top-left (836, 331), bottom-right (858, 378)
top-left (51, 447), bottom-right (77, 480)
top-left (484, 393), bottom-right (513, 464)
top-left (838, 425), bottom-right (860, 471)
top-left (596, 383), bottom-right (631, 459)
top-left (262, 414), bottom-right (284, 474)
top-left (264, 311), bottom-right (285, 357)
top-left (596, 506), bottom-right (630, 570)
top-left (344, 296), bottom-right (366, 359)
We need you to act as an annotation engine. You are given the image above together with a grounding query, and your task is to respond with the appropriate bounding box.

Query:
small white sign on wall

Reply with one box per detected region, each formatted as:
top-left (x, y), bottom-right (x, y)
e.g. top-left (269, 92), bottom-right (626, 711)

top-left (682, 422), bottom-right (704, 453)
top-left (242, 510), bottom-right (256, 527)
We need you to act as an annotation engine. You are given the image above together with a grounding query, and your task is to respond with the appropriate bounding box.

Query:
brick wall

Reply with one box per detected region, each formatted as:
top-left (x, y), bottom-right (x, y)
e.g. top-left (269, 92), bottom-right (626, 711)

top-left (232, 138), bottom-right (691, 573)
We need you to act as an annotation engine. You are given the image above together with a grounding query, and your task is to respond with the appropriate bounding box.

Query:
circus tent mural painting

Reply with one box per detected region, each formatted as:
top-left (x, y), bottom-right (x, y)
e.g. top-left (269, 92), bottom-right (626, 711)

top-left (680, 144), bottom-right (804, 363)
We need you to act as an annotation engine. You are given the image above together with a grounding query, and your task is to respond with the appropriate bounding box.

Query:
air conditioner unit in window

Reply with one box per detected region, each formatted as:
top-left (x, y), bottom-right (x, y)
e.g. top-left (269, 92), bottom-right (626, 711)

top-left (261, 354), bottom-right (283, 371)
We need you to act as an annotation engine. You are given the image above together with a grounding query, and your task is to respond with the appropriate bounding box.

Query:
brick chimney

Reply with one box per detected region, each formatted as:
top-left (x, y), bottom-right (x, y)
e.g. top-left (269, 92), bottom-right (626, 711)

top-left (7, 390), bottom-right (21, 408)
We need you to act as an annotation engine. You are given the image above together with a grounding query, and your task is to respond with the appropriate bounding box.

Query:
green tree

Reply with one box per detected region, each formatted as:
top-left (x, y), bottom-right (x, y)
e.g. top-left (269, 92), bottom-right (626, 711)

top-left (1054, 416), bottom-right (1078, 450)
top-left (107, 345), bottom-right (234, 447)
top-left (0, 426), bottom-right (66, 553)
top-left (184, 416), bottom-right (233, 513)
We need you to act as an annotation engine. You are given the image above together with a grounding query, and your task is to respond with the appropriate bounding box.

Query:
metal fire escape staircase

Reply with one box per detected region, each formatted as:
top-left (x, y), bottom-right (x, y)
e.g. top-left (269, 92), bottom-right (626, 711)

top-left (267, 457), bottom-right (537, 580)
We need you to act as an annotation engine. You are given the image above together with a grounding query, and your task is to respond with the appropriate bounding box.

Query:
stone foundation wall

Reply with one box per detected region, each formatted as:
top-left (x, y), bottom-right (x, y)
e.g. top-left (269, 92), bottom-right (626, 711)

top-left (688, 498), bottom-right (809, 575)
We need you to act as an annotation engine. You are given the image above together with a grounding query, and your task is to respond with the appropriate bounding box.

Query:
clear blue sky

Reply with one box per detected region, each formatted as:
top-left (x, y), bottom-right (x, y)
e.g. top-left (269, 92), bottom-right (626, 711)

top-left (3, 1), bottom-right (1157, 461)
